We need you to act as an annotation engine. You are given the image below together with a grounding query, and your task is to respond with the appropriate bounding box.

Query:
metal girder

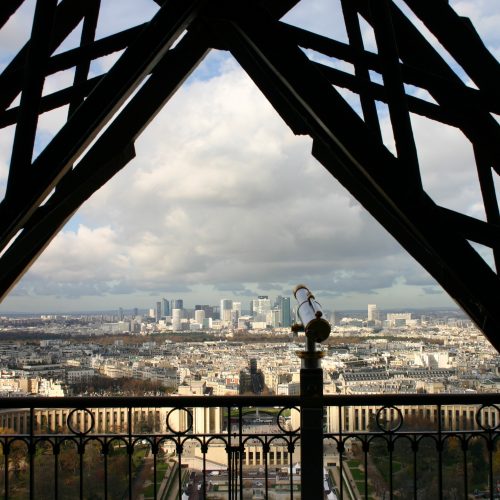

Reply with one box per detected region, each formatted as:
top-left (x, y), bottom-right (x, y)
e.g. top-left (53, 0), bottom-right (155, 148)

top-left (340, 0), bottom-right (382, 140)
top-left (359, 0), bottom-right (500, 169)
top-left (280, 22), bottom-right (499, 116)
top-left (0, 0), bottom-right (89, 112)
top-left (67, 0), bottom-right (100, 117)
top-left (0, 0), bottom-right (301, 300)
top-left (211, 5), bottom-right (500, 349)
top-left (0, 27), bottom-right (211, 299)
top-left (7, 0), bottom-right (58, 192)
top-left (0, 0), bottom-right (24, 29)
top-left (403, 0), bottom-right (500, 107)
top-left (0, 0), bottom-right (206, 255)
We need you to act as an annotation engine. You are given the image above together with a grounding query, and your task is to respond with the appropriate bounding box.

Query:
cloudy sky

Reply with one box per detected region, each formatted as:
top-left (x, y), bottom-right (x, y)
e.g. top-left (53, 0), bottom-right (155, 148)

top-left (0, 0), bottom-right (498, 313)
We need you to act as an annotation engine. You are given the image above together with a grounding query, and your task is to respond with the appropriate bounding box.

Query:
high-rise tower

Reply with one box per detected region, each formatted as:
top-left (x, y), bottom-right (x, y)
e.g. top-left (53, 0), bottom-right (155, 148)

top-left (161, 298), bottom-right (170, 317)
top-left (220, 299), bottom-right (233, 325)
top-left (279, 297), bottom-right (292, 328)
top-left (367, 304), bottom-right (379, 322)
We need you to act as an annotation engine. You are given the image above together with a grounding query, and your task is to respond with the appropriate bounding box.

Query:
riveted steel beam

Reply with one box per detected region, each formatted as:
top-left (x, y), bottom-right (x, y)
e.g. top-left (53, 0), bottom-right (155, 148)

top-left (0, 0), bottom-right (206, 257)
top-left (215, 5), bottom-right (500, 349)
top-left (0, 28), bottom-right (210, 300)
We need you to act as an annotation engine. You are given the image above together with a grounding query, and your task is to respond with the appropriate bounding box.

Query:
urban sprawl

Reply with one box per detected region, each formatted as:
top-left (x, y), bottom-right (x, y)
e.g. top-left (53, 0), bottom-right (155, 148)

top-left (0, 296), bottom-right (494, 399)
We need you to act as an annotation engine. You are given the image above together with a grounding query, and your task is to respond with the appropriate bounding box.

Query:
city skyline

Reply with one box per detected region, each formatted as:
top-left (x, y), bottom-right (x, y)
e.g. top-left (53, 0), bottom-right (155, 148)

top-left (0, 295), bottom-right (464, 317)
top-left (0, 0), bottom-right (498, 314)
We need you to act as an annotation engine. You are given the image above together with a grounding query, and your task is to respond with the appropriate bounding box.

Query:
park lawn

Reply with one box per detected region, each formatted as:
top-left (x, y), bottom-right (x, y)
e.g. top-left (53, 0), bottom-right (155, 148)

top-left (143, 482), bottom-right (156, 498)
top-left (350, 467), bottom-right (365, 481)
top-left (347, 459), bottom-right (362, 469)
top-left (132, 446), bottom-right (148, 467)
top-left (356, 479), bottom-right (376, 499)
top-left (142, 464), bottom-right (170, 497)
top-left (373, 456), bottom-right (403, 482)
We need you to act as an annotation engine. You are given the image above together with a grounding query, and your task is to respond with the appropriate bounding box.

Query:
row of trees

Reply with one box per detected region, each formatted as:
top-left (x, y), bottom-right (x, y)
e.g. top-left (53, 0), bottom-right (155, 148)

top-left (355, 415), bottom-right (500, 499)
top-left (0, 435), bottom-right (171, 499)
top-left (71, 375), bottom-right (176, 396)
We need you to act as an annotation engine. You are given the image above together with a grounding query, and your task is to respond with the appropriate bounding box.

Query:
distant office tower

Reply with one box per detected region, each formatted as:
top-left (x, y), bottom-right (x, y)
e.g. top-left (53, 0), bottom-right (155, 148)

top-left (220, 299), bottom-right (233, 324)
top-left (367, 304), bottom-right (379, 322)
top-left (232, 303), bottom-right (241, 327)
top-left (269, 308), bottom-right (281, 328)
top-left (155, 301), bottom-right (161, 322)
top-left (194, 309), bottom-right (205, 324)
top-left (161, 298), bottom-right (170, 317)
top-left (274, 295), bottom-right (283, 308)
top-left (133, 308), bottom-right (138, 318)
top-left (251, 296), bottom-right (271, 320)
top-left (231, 309), bottom-right (240, 327)
top-left (386, 312), bottom-right (412, 326)
top-left (195, 305), bottom-right (214, 319)
top-left (212, 305), bottom-right (220, 320)
top-left (172, 309), bottom-right (182, 331)
top-left (118, 307), bottom-right (124, 321)
top-left (278, 296), bottom-right (292, 327)
top-left (170, 299), bottom-right (183, 311)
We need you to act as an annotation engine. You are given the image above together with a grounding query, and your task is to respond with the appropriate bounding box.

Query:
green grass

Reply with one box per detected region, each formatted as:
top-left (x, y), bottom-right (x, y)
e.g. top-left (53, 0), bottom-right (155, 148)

top-left (143, 482), bottom-right (156, 498)
top-left (132, 446), bottom-right (148, 467)
top-left (139, 461), bottom-right (170, 498)
top-left (350, 467), bottom-right (364, 481)
top-left (356, 480), bottom-right (376, 499)
top-left (371, 456), bottom-right (403, 482)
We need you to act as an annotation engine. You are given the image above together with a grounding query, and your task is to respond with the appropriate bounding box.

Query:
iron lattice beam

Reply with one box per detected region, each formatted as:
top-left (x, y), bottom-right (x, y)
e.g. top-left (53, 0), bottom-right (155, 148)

top-left (209, 4), bottom-right (500, 349)
top-left (0, 0), bottom-right (498, 349)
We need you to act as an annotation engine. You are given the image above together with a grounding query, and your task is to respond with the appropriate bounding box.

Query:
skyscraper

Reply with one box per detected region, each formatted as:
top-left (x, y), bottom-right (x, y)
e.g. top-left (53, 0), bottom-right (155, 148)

top-left (251, 296), bottom-right (271, 320)
top-left (172, 309), bottom-right (182, 331)
top-left (368, 304), bottom-right (379, 322)
top-left (155, 301), bottom-right (161, 322)
top-left (171, 299), bottom-right (183, 311)
top-left (161, 298), bottom-right (170, 317)
top-left (195, 305), bottom-right (214, 319)
top-left (269, 308), bottom-right (281, 328)
top-left (194, 309), bottom-right (205, 324)
top-left (220, 299), bottom-right (233, 324)
top-left (279, 296), bottom-right (292, 327)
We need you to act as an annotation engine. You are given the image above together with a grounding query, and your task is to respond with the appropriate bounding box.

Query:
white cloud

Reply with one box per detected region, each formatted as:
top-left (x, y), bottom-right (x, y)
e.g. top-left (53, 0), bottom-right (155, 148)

top-left (1, 0), bottom-right (496, 312)
top-left (4, 58), bottom-right (440, 309)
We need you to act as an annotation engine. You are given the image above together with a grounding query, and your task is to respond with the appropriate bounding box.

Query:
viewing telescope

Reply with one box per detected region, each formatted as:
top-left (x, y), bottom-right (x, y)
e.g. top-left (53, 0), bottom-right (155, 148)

top-left (293, 284), bottom-right (331, 343)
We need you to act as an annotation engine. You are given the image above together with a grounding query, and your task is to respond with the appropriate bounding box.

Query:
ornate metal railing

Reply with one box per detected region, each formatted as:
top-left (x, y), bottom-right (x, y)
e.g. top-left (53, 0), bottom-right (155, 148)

top-left (0, 393), bottom-right (499, 499)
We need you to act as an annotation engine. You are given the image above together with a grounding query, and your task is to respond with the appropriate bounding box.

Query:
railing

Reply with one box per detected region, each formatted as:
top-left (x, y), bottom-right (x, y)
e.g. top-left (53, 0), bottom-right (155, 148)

top-left (0, 393), bottom-right (499, 499)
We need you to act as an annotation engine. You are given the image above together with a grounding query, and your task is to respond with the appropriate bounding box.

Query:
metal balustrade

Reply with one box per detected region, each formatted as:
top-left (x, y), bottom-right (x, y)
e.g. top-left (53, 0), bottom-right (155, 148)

top-left (0, 394), bottom-right (500, 499)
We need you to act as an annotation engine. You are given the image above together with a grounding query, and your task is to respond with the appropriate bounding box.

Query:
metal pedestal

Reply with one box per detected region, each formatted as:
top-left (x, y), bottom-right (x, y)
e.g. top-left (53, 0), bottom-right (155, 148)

top-left (298, 338), bottom-right (325, 500)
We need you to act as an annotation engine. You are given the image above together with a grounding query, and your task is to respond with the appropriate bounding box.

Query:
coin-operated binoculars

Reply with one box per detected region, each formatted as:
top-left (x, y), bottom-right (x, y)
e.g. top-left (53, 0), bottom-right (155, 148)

top-left (292, 284), bottom-right (331, 370)
top-left (292, 285), bottom-right (331, 499)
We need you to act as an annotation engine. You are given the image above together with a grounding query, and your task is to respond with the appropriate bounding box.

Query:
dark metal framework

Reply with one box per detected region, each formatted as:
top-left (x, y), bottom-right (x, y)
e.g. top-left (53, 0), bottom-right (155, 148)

top-left (0, 1), bottom-right (499, 345)
top-left (0, 393), bottom-right (500, 499)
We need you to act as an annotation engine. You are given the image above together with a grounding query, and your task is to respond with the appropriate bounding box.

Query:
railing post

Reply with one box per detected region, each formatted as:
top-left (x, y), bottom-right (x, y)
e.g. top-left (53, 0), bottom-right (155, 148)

top-left (299, 337), bottom-right (325, 500)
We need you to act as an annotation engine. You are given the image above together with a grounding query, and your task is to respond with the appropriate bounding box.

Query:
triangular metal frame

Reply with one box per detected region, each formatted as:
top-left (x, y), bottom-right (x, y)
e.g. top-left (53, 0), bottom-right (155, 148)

top-left (0, 0), bottom-right (499, 348)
